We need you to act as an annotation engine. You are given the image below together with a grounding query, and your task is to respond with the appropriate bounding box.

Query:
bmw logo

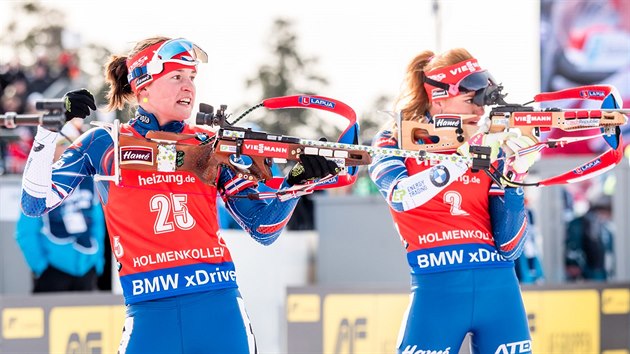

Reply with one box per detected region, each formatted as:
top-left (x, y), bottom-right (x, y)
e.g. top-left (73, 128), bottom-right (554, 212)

top-left (430, 165), bottom-right (450, 187)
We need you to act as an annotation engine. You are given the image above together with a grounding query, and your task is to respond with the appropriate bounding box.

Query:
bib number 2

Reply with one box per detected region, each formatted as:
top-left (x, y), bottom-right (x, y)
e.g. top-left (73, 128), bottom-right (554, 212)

top-left (443, 191), bottom-right (469, 216)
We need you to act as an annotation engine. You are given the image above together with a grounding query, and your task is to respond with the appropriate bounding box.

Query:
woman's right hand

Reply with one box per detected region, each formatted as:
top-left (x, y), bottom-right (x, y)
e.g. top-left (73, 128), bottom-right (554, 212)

top-left (457, 130), bottom-right (516, 163)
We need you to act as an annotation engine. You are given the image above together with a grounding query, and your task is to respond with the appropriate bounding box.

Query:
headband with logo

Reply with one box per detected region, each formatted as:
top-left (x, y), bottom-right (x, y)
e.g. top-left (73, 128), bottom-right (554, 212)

top-left (126, 38), bottom-right (208, 93)
top-left (423, 58), bottom-right (494, 104)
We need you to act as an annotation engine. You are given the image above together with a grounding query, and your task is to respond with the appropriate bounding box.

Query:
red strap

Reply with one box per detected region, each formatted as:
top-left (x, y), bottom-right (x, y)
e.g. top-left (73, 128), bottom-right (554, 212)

top-left (537, 134), bottom-right (624, 186)
top-left (534, 85), bottom-right (613, 102)
top-left (262, 95), bottom-right (356, 124)
top-left (261, 94), bottom-right (360, 191)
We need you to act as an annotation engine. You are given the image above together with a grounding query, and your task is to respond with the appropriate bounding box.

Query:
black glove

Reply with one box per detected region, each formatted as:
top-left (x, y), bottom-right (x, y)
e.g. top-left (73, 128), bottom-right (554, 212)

top-left (63, 88), bottom-right (96, 121)
top-left (286, 155), bottom-right (340, 186)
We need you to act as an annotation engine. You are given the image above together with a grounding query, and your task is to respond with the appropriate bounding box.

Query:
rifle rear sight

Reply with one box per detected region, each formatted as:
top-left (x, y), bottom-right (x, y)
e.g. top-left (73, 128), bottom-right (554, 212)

top-left (195, 103), bottom-right (229, 128)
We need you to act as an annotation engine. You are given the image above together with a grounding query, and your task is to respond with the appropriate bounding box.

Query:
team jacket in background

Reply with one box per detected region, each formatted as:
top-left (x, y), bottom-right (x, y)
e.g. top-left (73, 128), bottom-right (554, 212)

top-left (16, 178), bottom-right (105, 277)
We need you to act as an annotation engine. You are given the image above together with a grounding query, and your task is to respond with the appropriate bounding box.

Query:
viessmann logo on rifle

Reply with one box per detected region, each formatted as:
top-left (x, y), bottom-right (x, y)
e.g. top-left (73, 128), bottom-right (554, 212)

top-left (120, 146), bottom-right (154, 165)
top-left (242, 141), bottom-right (288, 158)
top-left (434, 115), bottom-right (462, 129)
top-left (512, 112), bottom-right (553, 126)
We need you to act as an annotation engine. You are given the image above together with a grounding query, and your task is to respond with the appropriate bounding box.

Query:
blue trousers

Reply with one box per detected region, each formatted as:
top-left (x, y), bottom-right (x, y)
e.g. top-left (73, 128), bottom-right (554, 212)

top-left (397, 267), bottom-right (531, 354)
top-left (118, 288), bottom-right (256, 353)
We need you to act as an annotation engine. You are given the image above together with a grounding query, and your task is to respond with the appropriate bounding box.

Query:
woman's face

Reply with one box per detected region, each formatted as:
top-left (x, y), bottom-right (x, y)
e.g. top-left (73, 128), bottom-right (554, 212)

top-left (436, 91), bottom-right (485, 125)
top-left (140, 68), bottom-right (197, 124)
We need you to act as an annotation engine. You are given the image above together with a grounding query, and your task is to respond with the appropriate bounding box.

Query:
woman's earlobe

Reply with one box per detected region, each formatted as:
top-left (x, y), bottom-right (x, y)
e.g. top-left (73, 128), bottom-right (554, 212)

top-left (434, 101), bottom-right (444, 114)
top-left (138, 88), bottom-right (149, 103)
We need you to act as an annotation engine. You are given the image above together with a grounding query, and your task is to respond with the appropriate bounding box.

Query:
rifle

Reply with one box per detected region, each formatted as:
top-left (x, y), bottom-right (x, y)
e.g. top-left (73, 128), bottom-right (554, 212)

top-left (0, 101), bottom-right (64, 175)
top-left (96, 95), bottom-right (492, 199)
top-left (115, 100), bottom-right (373, 190)
top-left (0, 100), bottom-right (67, 129)
top-left (400, 85), bottom-right (628, 152)
top-left (398, 85), bottom-right (628, 187)
top-left (3, 94), bottom-right (492, 198)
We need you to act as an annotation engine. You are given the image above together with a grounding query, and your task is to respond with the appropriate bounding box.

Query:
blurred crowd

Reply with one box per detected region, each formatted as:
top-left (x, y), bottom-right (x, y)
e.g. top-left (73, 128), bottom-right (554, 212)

top-left (0, 51), bottom-right (82, 174)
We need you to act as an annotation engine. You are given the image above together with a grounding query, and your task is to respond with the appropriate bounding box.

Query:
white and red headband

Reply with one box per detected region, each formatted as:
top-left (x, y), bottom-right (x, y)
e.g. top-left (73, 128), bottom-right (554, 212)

top-left (126, 38), bottom-right (208, 93)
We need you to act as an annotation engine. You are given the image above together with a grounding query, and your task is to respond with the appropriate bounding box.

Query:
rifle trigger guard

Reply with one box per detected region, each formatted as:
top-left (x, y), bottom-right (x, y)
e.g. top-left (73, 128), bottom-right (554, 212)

top-left (228, 154), bottom-right (253, 170)
top-left (533, 127), bottom-right (541, 139)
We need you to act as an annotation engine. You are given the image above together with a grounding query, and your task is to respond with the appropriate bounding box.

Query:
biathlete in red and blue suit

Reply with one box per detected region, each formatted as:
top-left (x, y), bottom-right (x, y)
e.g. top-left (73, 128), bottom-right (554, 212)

top-left (21, 37), bottom-right (339, 353)
top-left (369, 49), bottom-right (536, 354)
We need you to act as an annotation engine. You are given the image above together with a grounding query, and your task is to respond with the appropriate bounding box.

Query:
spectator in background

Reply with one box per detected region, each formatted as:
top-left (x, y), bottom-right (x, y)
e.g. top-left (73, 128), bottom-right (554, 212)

top-left (1, 60), bottom-right (45, 174)
top-left (0, 60), bottom-right (27, 95)
top-left (3, 126), bottom-right (33, 174)
top-left (28, 58), bottom-right (54, 94)
top-left (1, 84), bottom-right (32, 174)
top-left (1, 75), bottom-right (28, 115)
top-left (565, 194), bottom-right (615, 281)
top-left (2, 93), bottom-right (43, 174)
top-left (58, 51), bottom-right (81, 81)
top-left (15, 121), bottom-right (106, 292)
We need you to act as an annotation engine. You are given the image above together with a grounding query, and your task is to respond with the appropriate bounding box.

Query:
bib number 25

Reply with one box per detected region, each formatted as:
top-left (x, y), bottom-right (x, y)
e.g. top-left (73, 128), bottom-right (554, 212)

top-left (150, 193), bottom-right (196, 234)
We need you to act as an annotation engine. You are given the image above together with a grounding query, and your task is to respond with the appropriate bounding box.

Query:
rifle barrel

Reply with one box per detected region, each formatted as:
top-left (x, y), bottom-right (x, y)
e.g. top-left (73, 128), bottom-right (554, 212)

top-left (298, 138), bottom-right (474, 164)
top-left (0, 112), bottom-right (65, 129)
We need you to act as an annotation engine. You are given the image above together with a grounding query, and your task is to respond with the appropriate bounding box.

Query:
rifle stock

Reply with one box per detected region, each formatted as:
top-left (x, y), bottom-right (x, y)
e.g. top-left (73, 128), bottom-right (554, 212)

top-left (119, 132), bottom-right (221, 185)
top-left (401, 115), bottom-right (479, 152)
top-left (487, 108), bottom-right (627, 136)
top-left (400, 108), bottom-right (628, 151)
top-left (137, 131), bottom-right (276, 186)
top-left (119, 128), bottom-right (373, 187)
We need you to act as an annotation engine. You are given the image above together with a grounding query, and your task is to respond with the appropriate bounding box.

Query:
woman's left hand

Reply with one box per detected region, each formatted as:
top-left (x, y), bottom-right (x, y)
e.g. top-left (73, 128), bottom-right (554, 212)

top-left (286, 155), bottom-right (340, 186)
